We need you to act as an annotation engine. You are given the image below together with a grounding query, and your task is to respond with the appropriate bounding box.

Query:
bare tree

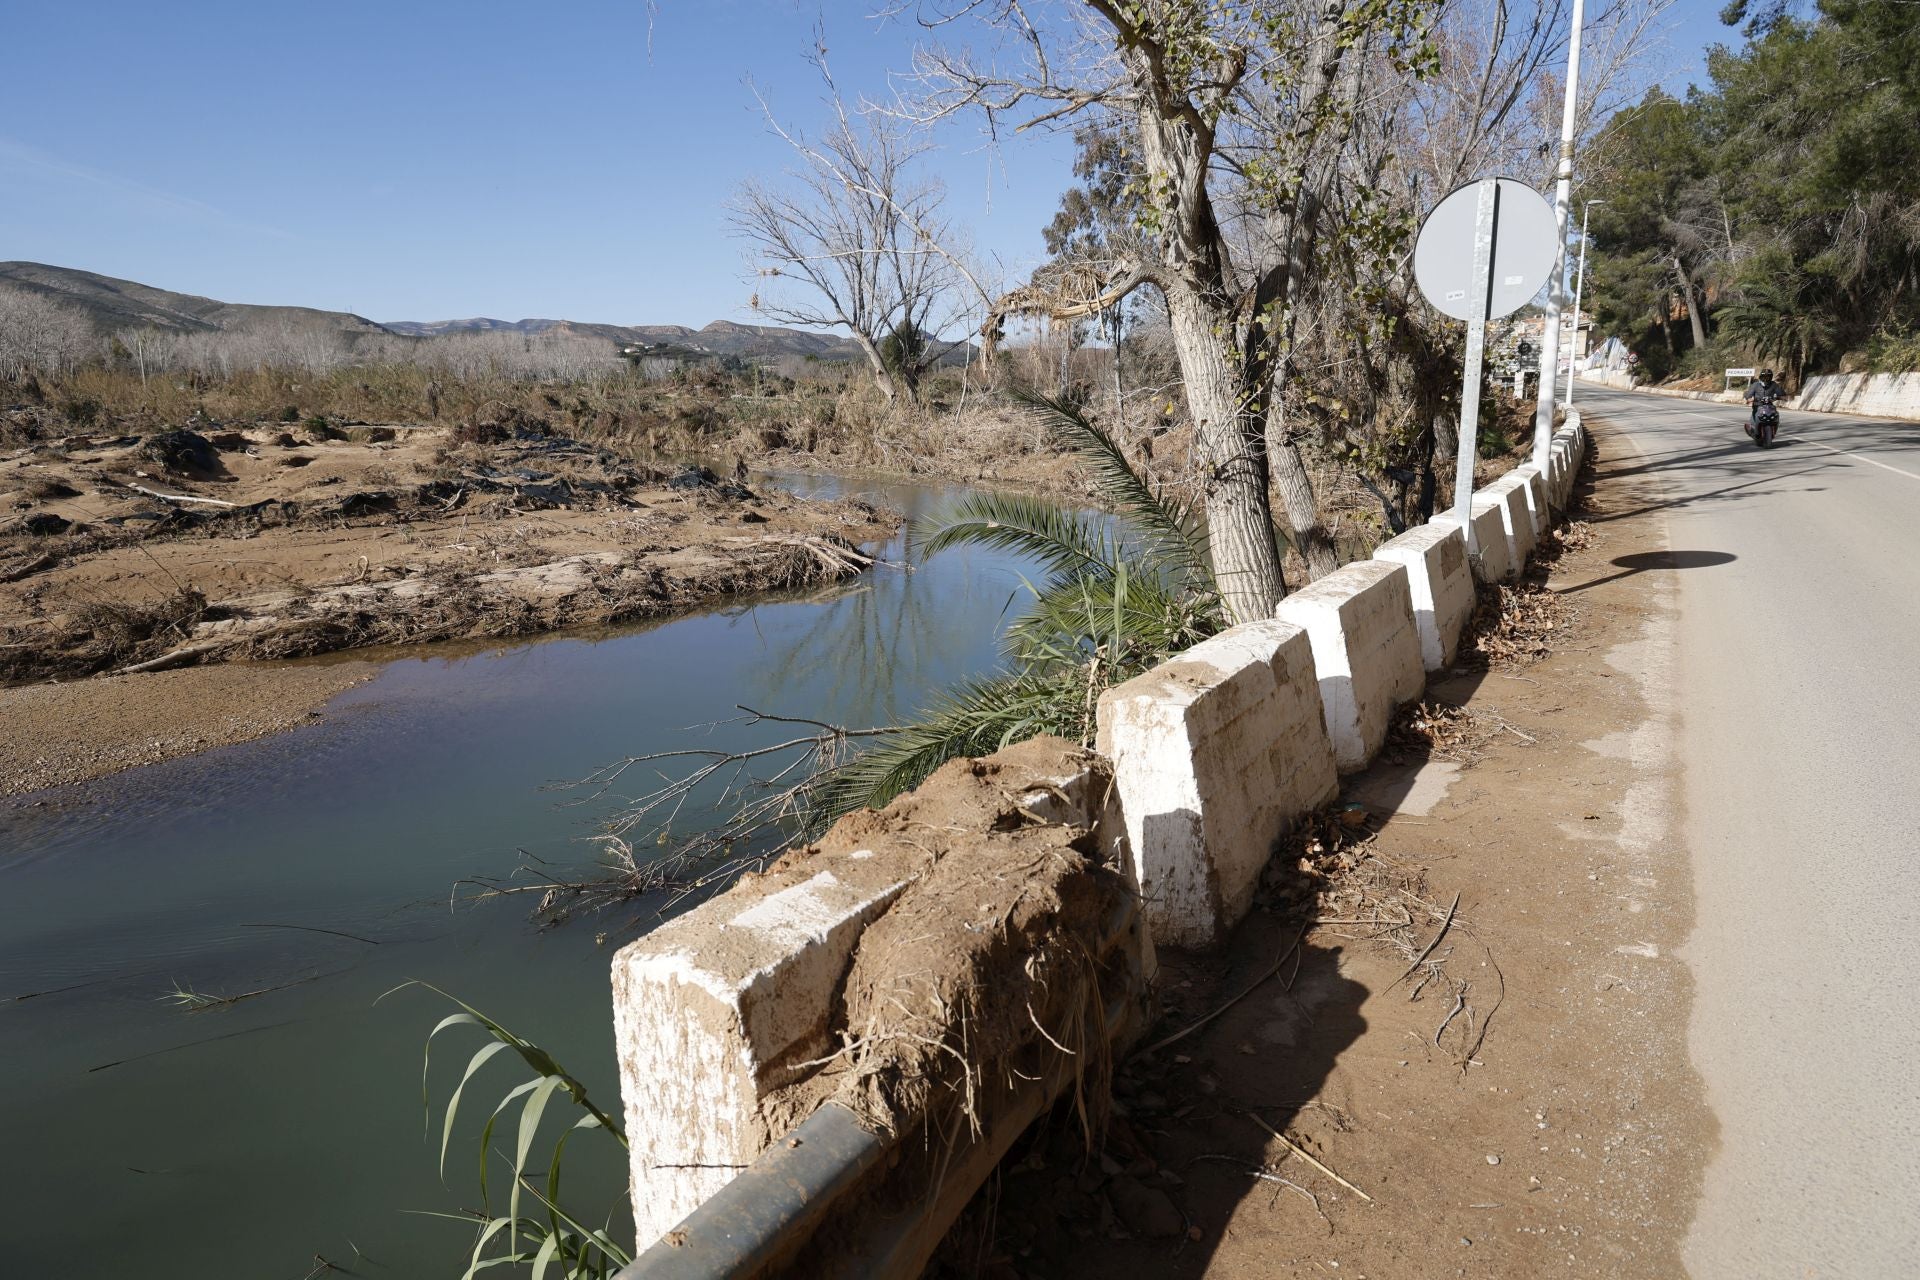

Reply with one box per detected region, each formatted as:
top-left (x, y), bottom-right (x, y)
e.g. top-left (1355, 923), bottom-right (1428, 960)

top-left (0, 287), bottom-right (95, 381)
top-left (730, 49), bottom-right (968, 405)
top-left (117, 327), bottom-right (178, 390)
top-left (903, 1), bottom-right (1440, 617)
top-left (1259, 0), bottom-right (1668, 530)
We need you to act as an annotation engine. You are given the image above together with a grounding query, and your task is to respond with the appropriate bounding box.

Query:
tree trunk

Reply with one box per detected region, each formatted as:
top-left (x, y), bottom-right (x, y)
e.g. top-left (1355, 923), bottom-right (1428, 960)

top-left (1419, 411), bottom-right (1447, 522)
top-left (854, 336), bottom-right (898, 405)
top-left (1263, 359), bottom-right (1340, 581)
top-left (1673, 258), bottom-right (1708, 350)
top-left (1166, 286), bottom-right (1287, 624)
top-left (1268, 422), bottom-right (1340, 579)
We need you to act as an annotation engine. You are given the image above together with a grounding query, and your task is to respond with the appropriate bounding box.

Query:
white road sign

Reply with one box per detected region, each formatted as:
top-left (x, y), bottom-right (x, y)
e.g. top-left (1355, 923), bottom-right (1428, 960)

top-left (1413, 178), bottom-right (1560, 322)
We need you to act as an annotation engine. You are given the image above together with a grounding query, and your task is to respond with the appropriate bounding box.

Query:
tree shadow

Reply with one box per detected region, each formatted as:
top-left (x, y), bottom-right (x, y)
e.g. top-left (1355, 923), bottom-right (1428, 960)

top-left (933, 903), bottom-right (1370, 1279)
top-left (1552, 548), bottom-right (1738, 596)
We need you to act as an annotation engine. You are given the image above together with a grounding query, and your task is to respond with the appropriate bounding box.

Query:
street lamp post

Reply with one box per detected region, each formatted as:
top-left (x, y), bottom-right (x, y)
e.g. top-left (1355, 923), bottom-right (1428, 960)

top-left (1564, 198), bottom-right (1605, 407)
top-left (1531, 0), bottom-right (1586, 468)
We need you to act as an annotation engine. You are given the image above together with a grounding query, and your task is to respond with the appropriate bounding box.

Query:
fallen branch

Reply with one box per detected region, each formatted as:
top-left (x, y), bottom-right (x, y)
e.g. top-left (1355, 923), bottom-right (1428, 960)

top-left (117, 641), bottom-right (222, 675)
top-left (1141, 918), bottom-right (1310, 1056)
top-left (1381, 891), bottom-right (1460, 997)
top-left (127, 484), bottom-right (238, 508)
top-left (1242, 1110), bottom-right (1375, 1203)
top-left (2, 551), bottom-right (58, 583)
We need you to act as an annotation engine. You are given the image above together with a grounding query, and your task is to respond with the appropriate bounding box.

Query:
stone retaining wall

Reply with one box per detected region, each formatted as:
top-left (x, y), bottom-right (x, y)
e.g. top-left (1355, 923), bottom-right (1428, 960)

top-left (1792, 371), bottom-right (1920, 418)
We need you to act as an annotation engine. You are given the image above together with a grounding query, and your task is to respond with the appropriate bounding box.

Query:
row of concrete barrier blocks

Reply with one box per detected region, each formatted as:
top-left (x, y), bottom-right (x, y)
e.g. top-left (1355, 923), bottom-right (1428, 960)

top-left (1097, 415), bottom-right (1586, 949)
top-left (608, 418), bottom-right (1590, 1254)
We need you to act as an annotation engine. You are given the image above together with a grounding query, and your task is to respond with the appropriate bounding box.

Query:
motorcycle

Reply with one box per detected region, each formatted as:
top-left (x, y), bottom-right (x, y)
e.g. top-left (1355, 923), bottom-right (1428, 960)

top-left (1746, 396), bottom-right (1779, 448)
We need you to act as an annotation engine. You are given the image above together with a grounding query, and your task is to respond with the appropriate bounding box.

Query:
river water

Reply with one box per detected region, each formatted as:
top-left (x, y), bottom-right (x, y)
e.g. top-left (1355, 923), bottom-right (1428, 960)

top-left (0, 473), bottom-right (1062, 1277)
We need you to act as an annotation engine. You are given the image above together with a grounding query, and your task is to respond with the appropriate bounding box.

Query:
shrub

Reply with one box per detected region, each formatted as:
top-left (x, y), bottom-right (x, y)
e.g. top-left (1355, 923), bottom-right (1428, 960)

top-left (452, 420), bottom-right (509, 446)
top-left (1865, 327), bottom-right (1920, 375)
top-left (60, 397), bottom-right (102, 428)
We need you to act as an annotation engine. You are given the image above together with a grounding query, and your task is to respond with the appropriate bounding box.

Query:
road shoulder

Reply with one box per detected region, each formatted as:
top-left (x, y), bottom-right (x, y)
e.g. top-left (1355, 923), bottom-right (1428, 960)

top-left (944, 429), bottom-right (1711, 1279)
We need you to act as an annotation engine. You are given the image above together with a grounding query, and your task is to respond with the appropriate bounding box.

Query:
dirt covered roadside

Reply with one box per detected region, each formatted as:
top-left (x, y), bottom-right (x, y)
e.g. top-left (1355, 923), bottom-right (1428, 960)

top-left (934, 448), bottom-right (1711, 1279)
top-left (0, 409), bottom-right (895, 794)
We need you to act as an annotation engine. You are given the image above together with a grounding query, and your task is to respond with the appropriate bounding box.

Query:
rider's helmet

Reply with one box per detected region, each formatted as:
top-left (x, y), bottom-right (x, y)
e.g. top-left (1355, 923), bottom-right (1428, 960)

top-left (1760, 368), bottom-right (1775, 380)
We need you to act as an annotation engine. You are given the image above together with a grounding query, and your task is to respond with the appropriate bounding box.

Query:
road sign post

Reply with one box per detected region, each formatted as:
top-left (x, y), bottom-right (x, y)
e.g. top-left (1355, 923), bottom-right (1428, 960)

top-left (1413, 178), bottom-right (1559, 546)
top-left (1451, 180), bottom-right (1501, 531)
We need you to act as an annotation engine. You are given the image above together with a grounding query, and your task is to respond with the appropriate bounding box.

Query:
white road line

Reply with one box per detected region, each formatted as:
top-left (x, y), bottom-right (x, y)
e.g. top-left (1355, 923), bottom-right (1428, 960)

top-left (1584, 392), bottom-right (1920, 482)
top-left (1784, 435), bottom-right (1920, 482)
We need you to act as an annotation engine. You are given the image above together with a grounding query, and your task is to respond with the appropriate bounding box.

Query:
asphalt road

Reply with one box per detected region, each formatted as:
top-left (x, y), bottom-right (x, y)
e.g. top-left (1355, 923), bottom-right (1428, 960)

top-left (1576, 385), bottom-right (1920, 1279)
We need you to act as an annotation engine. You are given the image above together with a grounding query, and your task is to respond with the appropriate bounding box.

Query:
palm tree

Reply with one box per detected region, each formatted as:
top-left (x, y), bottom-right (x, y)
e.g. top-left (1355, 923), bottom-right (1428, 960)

top-left (1716, 264), bottom-right (1834, 384)
top-left (805, 390), bottom-right (1228, 820)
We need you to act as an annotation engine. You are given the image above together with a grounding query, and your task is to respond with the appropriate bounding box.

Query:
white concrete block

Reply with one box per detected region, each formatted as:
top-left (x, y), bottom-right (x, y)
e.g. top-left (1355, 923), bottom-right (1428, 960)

top-left (1096, 620), bottom-right (1336, 948)
top-left (1373, 522), bottom-right (1473, 672)
top-left (1551, 435), bottom-right (1577, 507)
top-left (1275, 560), bottom-right (1426, 774)
top-left (1508, 465), bottom-right (1550, 539)
top-left (1480, 476), bottom-right (1536, 569)
top-left (611, 856), bottom-right (916, 1247)
top-left (1432, 499), bottom-right (1513, 584)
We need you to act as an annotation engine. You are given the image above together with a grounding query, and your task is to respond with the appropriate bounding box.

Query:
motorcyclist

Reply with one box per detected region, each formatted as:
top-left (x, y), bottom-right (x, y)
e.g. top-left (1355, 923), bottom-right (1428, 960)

top-left (1744, 368), bottom-right (1788, 433)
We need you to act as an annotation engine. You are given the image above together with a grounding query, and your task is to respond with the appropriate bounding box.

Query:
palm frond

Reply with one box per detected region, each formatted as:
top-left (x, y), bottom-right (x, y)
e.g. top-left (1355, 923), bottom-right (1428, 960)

top-left (1008, 387), bottom-right (1213, 585)
top-left (908, 491), bottom-right (1120, 580)
top-left (806, 670), bottom-right (1088, 820)
top-left (1002, 562), bottom-right (1222, 667)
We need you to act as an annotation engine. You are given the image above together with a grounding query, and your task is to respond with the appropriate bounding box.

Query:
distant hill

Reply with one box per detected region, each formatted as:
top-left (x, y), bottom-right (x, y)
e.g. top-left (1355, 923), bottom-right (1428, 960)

top-left (383, 315), bottom-right (871, 362)
top-left (0, 262), bottom-right (971, 365)
top-left (0, 262), bottom-right (390, 337)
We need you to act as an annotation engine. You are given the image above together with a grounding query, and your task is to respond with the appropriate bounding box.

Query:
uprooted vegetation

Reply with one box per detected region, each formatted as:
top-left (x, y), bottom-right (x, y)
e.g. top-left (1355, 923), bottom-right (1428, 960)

top-left (0, 407), bottom-right (895, 683)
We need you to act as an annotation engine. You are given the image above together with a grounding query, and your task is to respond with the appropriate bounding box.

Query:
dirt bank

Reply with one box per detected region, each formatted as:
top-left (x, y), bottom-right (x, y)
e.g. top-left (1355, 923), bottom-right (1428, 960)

top-left (0, 417), bottom-right (894, 683)
top-left (938, 450), bottom-right (1711, 1278)
top-left (0, 658), bottom-right (379, 797)
top-left (0, 414), bottom-right (896, 794)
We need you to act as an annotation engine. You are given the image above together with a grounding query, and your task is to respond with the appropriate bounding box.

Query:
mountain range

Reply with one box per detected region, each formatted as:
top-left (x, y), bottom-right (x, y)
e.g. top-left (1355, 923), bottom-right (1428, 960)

top-left (0, 262), bottom-right (873, 362)
top-left (0, 261), bottom-right (387, 337)
top-left (382, 314), bottom-right (870, 361)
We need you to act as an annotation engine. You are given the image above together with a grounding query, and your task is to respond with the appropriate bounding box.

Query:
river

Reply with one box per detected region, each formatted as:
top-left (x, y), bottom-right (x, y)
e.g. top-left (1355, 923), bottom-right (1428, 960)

top-left (0, 472), bottom-right (1068, 1277)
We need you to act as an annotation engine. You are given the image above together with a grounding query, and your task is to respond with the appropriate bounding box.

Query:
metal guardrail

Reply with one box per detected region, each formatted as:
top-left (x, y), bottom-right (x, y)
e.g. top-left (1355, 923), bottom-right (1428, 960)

top-left (619, 1103), bottom-right (885, 1279)
top-left (618, 893), bottom-right (1150, 1280)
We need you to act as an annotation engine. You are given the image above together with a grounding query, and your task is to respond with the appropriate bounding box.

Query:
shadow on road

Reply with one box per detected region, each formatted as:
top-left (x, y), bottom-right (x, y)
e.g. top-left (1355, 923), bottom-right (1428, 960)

top-left (1554, 548), bottom-right (1738, 596)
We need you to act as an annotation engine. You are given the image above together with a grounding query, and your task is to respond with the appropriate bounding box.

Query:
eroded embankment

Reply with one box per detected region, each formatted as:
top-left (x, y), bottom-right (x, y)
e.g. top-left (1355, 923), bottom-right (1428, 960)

top-left (0, 415), bottom-right (896, 793)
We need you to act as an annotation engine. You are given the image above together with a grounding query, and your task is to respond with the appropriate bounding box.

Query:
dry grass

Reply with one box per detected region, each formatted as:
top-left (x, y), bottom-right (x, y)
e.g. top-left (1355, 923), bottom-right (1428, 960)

top-left (0, 587), bottom-right (208, 682)
top-left (1262, 806), bottom-right (1496, 1068)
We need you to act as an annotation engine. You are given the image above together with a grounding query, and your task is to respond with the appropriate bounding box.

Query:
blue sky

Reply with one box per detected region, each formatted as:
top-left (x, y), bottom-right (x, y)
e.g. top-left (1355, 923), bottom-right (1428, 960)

top-left (0, 0), bottom-right (1740, 327)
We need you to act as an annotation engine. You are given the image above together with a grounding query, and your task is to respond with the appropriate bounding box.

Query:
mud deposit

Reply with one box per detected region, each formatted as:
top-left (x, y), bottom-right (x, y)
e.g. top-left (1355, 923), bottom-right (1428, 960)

top-left (0, 415), bottom-right (896, 683)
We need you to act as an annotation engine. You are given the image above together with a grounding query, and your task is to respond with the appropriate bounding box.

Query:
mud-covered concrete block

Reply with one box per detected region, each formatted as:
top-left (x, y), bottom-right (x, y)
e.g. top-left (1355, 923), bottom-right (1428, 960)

top-left (610, 737), bottom-right (1123, 1249)
top-left (1096, 620), bottom-right (1336, 948)
top-left (1373, 522), bottom-right (1473, 671)
top-left (1275, 560), bottom-right (1426, 773)
top-left (1431, 498), bottom-right (1513, 584)
top-left (611, 856), bottom-right (917, 1247)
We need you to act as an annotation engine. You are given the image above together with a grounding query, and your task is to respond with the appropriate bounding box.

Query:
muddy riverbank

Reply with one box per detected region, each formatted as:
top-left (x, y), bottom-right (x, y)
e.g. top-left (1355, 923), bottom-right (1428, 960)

top-left (0, 419), bottom-right (903, 793)
top-left (0, 416), bottom-right (896, 683)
